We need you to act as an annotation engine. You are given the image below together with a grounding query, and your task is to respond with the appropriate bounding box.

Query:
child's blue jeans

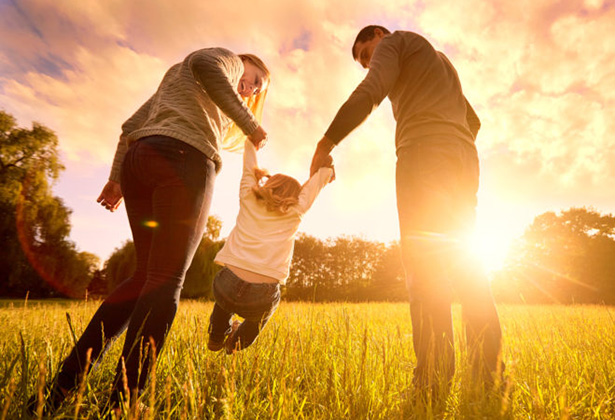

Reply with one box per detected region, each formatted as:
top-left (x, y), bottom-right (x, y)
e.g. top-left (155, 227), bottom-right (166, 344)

top-left (209, 267), bottom-right (281, 350)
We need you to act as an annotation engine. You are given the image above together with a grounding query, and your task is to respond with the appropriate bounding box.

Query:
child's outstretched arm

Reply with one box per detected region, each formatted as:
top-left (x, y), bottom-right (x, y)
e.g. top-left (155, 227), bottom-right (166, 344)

top-left (239, 139), bottom-right (259, 198)
top-left (297, 157), bottom-right (335, 213)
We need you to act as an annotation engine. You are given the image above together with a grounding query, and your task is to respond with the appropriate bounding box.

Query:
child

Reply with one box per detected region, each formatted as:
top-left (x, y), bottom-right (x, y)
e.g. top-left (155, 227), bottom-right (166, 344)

top-left (207, 138), bottom-right (334, 354)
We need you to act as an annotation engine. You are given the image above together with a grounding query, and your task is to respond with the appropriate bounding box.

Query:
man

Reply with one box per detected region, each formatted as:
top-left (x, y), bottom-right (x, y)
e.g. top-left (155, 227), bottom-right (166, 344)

top-left (310, 25), bottom-right (503, 396)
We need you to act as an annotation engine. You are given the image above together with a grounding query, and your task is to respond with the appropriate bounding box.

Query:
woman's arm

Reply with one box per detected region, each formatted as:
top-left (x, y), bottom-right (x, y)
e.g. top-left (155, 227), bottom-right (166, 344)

top-left (108, 96), bottom-right (155, 182)
top-left (188, 49), bottom-right (259, 136)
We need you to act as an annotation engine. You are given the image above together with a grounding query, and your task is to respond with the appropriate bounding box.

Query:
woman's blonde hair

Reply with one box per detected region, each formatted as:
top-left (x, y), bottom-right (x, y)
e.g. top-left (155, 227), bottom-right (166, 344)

top-left (252, 168), bottom-right (302, 214)
top-left (220, 54), bottom-right (270, 152)
top-left (238, 53), bottom-right (271, 79)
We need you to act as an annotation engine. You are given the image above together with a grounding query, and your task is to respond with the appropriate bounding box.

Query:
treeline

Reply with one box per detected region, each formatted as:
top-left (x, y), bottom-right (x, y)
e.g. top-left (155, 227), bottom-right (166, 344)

top-left (96, 207), bottom-right (615, 305)
top-left (287, 234), bottom-right (405, 301)
top-left (97, 232), bottom-right (406, 302)
top-left (491, 207), bottom-right (615, 304)
top-left (2, 111), bottom-right (615, 304)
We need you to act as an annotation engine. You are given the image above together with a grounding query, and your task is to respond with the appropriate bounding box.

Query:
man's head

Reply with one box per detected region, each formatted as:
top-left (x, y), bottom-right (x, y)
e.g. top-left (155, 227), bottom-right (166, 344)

top-left (352, 25), bottom-right (391, 69)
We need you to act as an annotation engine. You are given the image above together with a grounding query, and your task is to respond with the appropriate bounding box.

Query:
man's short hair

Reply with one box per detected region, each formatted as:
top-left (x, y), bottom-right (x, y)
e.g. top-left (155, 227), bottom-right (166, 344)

top-left (352, 25), bottom-right (391, 59)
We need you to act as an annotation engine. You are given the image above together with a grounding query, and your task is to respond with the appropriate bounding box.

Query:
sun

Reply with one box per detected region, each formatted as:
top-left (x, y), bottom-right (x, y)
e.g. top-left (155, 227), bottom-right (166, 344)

top-left (467, 223), bottom-right (517, 274)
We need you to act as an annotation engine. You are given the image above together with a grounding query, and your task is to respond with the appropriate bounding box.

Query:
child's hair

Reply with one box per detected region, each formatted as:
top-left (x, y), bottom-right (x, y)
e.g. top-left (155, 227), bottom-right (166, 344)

top-left (252, 167), bottom-right (302, 214)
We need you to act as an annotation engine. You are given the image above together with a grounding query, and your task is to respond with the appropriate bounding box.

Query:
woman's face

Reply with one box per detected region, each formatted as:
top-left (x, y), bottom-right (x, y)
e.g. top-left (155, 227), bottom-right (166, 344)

top-left (238, 61), bottom-right (268, 98)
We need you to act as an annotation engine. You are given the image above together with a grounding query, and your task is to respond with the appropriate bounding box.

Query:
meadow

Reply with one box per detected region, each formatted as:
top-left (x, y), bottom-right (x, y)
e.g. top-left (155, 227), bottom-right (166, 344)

top-left (1, 299), bottom-right (614, 419)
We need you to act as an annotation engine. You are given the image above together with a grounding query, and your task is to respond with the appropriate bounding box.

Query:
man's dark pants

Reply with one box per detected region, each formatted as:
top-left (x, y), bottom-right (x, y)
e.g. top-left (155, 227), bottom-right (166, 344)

top-left (396, 137), bottom-right (502, 389)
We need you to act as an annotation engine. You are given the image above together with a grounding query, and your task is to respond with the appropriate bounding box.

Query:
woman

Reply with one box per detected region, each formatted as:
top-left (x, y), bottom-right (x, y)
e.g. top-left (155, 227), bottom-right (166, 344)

top-left (30, 47), bottom-right (270, 414)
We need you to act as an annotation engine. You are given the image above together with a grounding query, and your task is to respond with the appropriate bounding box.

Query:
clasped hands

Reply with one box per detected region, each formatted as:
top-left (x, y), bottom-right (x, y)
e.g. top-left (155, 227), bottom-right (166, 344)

top-left (310, 136), bottom-right (336, 182)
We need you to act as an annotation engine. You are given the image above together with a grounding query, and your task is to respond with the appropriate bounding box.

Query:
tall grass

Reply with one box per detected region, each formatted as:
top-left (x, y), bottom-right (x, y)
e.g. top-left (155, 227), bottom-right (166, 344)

top-left (1, 299), bottom-right (614, 419)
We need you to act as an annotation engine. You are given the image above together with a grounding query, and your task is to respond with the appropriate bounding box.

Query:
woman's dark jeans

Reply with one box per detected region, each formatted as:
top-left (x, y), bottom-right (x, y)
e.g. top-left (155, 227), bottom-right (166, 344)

top-left (56, 135), bottom-right (215, 402)
top-left (396, 138), bottom-right (502, 389)
top-left (209, 267), bottom-right (281, 350)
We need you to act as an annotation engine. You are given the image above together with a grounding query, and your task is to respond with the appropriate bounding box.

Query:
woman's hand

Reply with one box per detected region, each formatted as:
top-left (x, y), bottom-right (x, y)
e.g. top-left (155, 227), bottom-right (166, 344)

top-left (97, 180), bottom-right (123, 212)
top-left (248, 125), bottom-right (268, 150)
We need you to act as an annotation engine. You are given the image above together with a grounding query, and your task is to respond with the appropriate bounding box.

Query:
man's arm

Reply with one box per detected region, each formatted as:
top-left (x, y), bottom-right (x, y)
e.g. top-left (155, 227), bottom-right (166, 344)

top-left (464, 97), bottom-right (481, 139)
top-left (311, 36), bottom-right (402, 176)
top-left (323, 37), bottom-right (402, 145)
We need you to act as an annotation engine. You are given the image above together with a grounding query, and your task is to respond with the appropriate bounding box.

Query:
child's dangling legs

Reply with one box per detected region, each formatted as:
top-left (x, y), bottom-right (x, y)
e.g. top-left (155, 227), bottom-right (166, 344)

top-left (208, 303), bottom-right (234, 351)
top-left (224, 315), bottom-right (269, 353)
top-left (210, 267), bottom-right (281, 353)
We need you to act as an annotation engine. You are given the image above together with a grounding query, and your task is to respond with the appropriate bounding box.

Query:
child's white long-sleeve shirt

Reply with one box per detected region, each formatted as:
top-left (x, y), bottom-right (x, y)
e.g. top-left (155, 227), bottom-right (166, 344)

top-left (214, 141), bottom-right (333, 284)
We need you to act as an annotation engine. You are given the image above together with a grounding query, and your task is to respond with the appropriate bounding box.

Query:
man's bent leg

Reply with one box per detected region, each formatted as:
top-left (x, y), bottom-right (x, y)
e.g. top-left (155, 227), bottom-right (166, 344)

top-left (454, 141), bottom-right (503, 384)
top-left (454, 248), bottom-right (503, 382)
top-left (402, 238), bottom-right (456, 390)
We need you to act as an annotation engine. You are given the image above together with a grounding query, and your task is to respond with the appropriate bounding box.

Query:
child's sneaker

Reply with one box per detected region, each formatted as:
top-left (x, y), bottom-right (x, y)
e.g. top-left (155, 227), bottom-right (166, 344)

top-left (207, 336), bottom-right (226, 352)
top-left (224, 320), bottom-right (241, 355)
top-left (26, 384), bottom-right (69, 417)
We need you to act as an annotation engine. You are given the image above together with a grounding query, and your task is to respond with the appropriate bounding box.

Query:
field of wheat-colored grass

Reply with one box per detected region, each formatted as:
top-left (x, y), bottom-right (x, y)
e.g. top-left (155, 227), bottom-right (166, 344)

top-left (1, 299), bottom-right (614, 419)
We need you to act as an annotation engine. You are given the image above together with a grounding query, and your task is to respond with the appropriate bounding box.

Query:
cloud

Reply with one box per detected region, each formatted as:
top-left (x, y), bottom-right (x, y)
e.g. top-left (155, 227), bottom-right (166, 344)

top-left (1, 0), bottom-right (613, 260)
top-left (413, 0), bottom-right (615, 192)
top-left (1, 45), bottom-right (166, 164)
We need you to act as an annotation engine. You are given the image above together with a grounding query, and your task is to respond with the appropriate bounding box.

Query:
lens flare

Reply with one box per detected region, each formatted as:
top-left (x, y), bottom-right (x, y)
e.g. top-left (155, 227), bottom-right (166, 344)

top-left (143, 220), bottom-right (159, 228)
top-left (15, 171), bottom-right (81, 297)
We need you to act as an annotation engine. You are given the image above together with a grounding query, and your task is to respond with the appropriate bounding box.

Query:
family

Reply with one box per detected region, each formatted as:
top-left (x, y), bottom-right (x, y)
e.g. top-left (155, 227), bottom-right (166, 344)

top-left (29, 25), bottom-right (503, 415)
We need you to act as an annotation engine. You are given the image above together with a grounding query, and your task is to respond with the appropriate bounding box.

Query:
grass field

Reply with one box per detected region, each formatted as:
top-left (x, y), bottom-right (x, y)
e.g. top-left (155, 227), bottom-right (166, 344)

top-left (1, 299), bottom-right (614, 419)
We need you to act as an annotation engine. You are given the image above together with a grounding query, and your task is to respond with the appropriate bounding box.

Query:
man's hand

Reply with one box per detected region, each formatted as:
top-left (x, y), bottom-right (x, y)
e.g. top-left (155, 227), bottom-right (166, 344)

top-left (310, 136), bottom-right (336, 179)
top-left (97, 180), bottom-right (123, 212)
top-left (248, 125), bottom-right (268, 150)
top-left (320, 154), bottom-right (336, 182)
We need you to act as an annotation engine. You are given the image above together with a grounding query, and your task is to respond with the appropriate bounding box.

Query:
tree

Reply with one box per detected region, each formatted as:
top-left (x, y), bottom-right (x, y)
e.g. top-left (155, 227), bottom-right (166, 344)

top-left (286, 233), bottom-right (331, 300)
top-left (87, 269), bottom-right (107, 298)
top-left (205, 215), bottom-right (222, 241)
top-left (492, 207), bottom-right (615, 304)
top-left (326, 236), bottom-right (387, 300)
top-left (101, 216), bottom-right (225, 299)
top-left (370, 241), bottom-right (406, 301)
top-left (182, 236), bottom-right (224, 298)
top-left (286, 234), bottom-right (405, 302)
top-left (0, 110), bottom-right (99, 298)
top-left (102, 240), bottom-right (137, 294)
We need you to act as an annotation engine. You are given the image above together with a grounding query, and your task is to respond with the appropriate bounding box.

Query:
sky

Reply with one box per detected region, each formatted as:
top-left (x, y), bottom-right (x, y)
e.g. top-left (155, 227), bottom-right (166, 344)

top-left (1, 0), bottom-right (614, 271)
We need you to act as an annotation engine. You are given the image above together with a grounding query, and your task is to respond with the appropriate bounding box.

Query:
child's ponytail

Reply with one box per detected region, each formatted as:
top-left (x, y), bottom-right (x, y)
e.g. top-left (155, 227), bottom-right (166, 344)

top-left (253, 167), bottom-right (270, 185)
top-left (252, 170), bottom-right (302, 214)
